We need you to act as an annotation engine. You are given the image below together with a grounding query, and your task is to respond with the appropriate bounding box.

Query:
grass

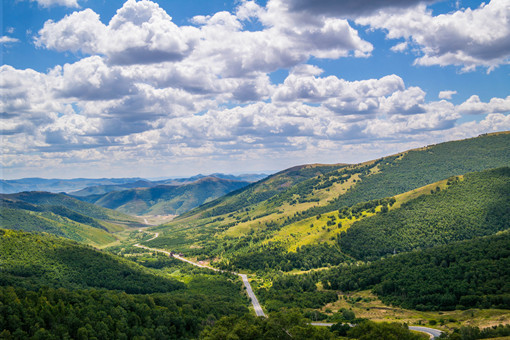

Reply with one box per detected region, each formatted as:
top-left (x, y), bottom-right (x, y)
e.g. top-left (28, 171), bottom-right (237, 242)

top-left (321, 290), bottom-right (510, 331)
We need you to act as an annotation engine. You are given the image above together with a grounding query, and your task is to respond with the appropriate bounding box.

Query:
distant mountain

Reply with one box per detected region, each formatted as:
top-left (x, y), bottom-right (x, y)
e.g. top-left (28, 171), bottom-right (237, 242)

top-left (1, 173), bottom-right (268, 195)
top-left (73, 176), bottom-right (255, 216)
top-left (0, 192), bottom-right (142, 246)
top-left (69, 173), bottom-right (268, 197)
top-left (0, 177), bottom-right (145, 194)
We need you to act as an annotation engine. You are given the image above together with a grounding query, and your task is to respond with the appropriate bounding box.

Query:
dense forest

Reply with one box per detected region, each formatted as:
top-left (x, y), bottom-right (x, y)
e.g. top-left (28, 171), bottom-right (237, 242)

top-left (322, 232), bottom-right (510, 310)
top-left (217, 243), bottom-right (350, 272)
top-left (0, 229), bottom-right (183, 293)
top-left (0, 229), bottom-right (250, 339)
top-left (339, 167), bottom-right (510, 260)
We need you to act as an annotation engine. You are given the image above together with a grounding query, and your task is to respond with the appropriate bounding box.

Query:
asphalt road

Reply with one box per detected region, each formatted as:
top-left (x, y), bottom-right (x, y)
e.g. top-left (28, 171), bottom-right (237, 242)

top-left (135, 231), bottom-right (444, 335)
top-left (239, 274), bottom-right (266, 317)
top-left (310, 322), bottom-right (442, 339)
top-left (134, 231), bottom-right (266, 317)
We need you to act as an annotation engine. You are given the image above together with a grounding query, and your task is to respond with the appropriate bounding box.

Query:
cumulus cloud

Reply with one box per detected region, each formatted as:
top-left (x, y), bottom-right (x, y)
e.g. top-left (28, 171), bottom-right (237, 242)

top-left (439, 90), bottom-right (457, 99)
top-left (36, 0), bottom-right (372, 73)
top-left (36, 0), bottom-right (199, 65)
top-left (357, 0), bottom-right (510, 71)
top-left (457, 95), bottom-right (510, 115)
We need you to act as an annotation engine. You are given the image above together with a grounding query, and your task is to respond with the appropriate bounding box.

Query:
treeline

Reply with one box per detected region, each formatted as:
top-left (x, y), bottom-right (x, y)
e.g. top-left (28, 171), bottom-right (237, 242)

top-left (322, 232), bottom-right (510, 310)
top-left (0, 229), bottom-right (183, 294)
top-left (0, 285), bottom-right (247, 339)
top-left (218, 243), bottom-right (350, 272)
top-left (339, 167), bottom-right (510, 260)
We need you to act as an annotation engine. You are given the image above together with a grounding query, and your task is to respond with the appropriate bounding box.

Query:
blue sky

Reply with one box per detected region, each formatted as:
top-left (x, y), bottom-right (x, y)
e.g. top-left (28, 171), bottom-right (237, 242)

top-left (1, 0), bottom-right (509, 179)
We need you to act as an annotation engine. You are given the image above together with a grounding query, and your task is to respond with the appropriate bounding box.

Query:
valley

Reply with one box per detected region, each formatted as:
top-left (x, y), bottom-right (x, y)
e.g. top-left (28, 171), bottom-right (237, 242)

top-left (1, 132), bottom-right (510, 339)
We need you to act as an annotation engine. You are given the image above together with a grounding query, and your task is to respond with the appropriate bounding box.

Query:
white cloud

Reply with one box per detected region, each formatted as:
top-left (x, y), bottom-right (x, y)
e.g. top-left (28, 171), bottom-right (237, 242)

top-left (438, 90), bottom-right (457, 99)
top-left (357, 0), bottom-right (510, 72)
top-left (457, 95), bottom-right (510, 115)
top-left (0, 36), bottom-right (19, 44)
top-left (28, 0), bottom-right (79, 8)
top-left (36, 1), bottom-right (199, 65)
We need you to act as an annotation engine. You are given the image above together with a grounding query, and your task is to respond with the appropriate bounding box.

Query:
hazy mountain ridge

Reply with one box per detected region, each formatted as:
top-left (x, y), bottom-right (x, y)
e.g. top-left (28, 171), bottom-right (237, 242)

top-left (73, 176), bottom-right (257, 216)
top-left (1, 173), bottom-right (268, 195)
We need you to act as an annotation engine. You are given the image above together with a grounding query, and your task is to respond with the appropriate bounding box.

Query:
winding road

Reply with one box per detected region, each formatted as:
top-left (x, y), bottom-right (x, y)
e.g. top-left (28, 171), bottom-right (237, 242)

top-left (134, 229), bottom-right (443, 338)
top-left (134, 229), bottom-right (266, 317)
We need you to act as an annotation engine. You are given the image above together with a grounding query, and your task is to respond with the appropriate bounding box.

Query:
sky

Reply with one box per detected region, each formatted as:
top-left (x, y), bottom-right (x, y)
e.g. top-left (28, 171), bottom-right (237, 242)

top-left (1, 0), bottom-right (509, 179)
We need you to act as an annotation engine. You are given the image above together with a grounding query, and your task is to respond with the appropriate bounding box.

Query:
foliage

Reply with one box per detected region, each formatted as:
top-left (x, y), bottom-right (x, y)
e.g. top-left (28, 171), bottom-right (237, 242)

top-left (339, 167), bottom-right (510, 260)
top-left (0, 284), bottom-right (246, 340)
top-left (219, 243), bottom-right (350, 272)
top-left (440, 324), bottom-right (510, 339)
top-left (200, 309), bottom-right (334, 340)
top-left (257, 272), bottom-right (338, 312)
top-left (346, 320), bottom-right (424, 340)
top-left (322, 232), bottom-right (510, 310)
top-left (0, 229), bottom-right (183, 294)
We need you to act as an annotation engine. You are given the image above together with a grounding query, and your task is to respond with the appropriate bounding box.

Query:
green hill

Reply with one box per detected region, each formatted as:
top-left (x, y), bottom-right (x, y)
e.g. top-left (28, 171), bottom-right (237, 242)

top-left (339, 167), bottom-right (510, 260)
top-left (75, 177), bottom-right (253, 216)
top-left (0, 229), bottom-right (183, 293)
top-left (0, 229), bottom-right (249, 339)
top-left (321, 231), bottom-right (510, 311)
top-left (146, 132), bottom-right (510, 270)
top-left (1, 191), bottom-right (139, 223)
top-left (0, 192), bottom-right (144, 246)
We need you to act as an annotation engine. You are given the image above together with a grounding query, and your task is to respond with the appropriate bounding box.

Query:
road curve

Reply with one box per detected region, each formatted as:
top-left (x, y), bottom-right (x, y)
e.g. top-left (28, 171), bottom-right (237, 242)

top-left (408, 326), bottom-right (443, 339)
top-left (310, 322), bottom-right (442, 339)
top-left (134, 231), bottom-right (266, 318)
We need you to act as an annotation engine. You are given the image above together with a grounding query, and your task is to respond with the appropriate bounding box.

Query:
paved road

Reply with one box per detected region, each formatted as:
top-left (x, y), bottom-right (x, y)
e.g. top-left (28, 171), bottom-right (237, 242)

top-left (239, 274), bottom-right (266, 317)
top-left (409, 326), bottom-right (443, 339)
top-left (310, 322), bottom-right (442, 339)
top-left (134, 231), bottom-right (266, 318)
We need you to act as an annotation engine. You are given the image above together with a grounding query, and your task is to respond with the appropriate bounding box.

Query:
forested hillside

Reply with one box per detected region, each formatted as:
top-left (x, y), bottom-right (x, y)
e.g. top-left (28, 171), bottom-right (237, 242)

top-left (0, 229), bottom-right (182, 293)
top-left (0, 192), bottom-right (142, 245)
top-left (339, 167), bottom-right (510, 260)
top-left (0, 229), bottom-right (250, 339)
top-left (322, 232), bottom-right (510, 311)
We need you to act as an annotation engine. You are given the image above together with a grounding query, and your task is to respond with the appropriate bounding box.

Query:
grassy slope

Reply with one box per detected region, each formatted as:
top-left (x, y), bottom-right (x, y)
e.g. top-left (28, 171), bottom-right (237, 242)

top-left (147, 132), bottom-right (510, 263)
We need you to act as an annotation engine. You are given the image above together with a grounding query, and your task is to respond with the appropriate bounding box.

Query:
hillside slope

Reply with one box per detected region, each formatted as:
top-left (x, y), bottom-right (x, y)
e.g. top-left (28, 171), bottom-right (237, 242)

top-left (76, 177), bottom-right (253, 216)
top-left (0, 228), bottom-right (182, 293)
top-left (148, 132), bottom-right (510, 270)
top-left (0, 192), bottom-right (143, 246)
top-left (339, 167), bottom-right (510, 260)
